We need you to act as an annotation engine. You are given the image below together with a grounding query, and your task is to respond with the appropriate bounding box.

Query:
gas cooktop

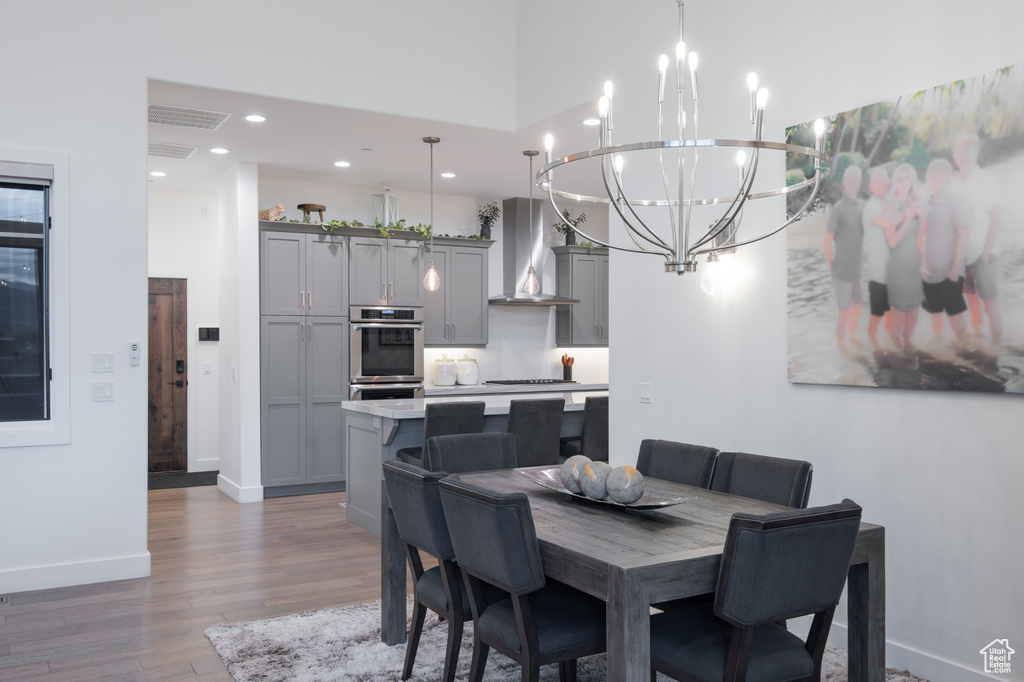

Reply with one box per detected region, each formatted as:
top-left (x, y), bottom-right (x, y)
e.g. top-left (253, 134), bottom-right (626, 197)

top-left (484, 379), bottom-right (578, 385)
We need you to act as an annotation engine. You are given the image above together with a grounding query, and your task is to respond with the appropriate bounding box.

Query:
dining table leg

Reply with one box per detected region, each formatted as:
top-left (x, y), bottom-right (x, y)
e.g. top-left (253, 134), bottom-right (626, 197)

top-left (847, 528), bottom-right (886, 682)
top-left (606, 567), bottom-right (651, 681)
top-left (380, 481), bottom-right (407, 645)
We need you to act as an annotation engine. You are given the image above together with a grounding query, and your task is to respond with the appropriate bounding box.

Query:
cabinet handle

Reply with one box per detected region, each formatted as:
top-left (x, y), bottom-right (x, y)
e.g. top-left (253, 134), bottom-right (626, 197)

top-left (388, 282), bottom-right (394, 301)
top-left (300, 291), bottom-right (305, 310)
top-left (307, 322), bottom-right (312, 341)
top-left (381, 282), bottom-right (386, 301)
top-left (451, 323), bottom-right (455, 338)
top-left (308, 290), bottom-right (312, 309)
top-left (300, 323), bottom-right (305, 342)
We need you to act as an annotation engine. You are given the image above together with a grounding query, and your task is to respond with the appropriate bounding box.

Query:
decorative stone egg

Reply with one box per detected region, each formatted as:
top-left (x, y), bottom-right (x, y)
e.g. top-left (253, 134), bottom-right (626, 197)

top-left (578, 461), bottom-right (613, 500)
top-left (560, 455), bottom-right (592, 494)
top-left (606, 466), bottom-right (645, 504)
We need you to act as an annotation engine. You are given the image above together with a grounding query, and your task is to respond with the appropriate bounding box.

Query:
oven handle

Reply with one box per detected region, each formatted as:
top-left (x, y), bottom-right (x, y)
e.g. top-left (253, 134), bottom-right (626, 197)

top-left (351, 322), bottom-right (425, 331)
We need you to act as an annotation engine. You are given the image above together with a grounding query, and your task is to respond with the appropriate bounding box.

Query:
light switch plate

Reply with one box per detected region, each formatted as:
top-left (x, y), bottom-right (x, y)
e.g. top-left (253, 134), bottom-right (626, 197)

top-left (639, 382), bottom-right (653, 404)
top-left (91, 353), bottom-right (114, 373)
top-left (92, 382), bottom-right (114, 402)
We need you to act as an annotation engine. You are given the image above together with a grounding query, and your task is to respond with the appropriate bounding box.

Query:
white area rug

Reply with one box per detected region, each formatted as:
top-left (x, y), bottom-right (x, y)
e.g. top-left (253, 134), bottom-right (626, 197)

top-left (205, 600), bottom-right (927, 681)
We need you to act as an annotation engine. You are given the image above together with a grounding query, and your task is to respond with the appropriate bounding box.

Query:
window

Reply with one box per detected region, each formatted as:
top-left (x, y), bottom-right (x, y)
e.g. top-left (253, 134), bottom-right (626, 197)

top-left (0, 151), bottom-right (68, 446)
top-left (0, 180), bottom-right (49, 421)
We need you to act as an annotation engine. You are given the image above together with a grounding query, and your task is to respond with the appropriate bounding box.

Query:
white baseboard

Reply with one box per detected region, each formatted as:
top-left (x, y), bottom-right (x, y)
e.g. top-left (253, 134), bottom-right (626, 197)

top-left (826, 622), bottom-right (998, 682)
top-left (0, 552), bottom-right (151, 594)
top-left (217, 473), bottom-right (263, 503)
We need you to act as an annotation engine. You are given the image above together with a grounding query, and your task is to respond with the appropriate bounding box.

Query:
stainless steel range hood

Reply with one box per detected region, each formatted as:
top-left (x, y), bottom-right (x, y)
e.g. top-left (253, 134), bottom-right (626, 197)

top-left (489, 197), bottom-right (579, 307)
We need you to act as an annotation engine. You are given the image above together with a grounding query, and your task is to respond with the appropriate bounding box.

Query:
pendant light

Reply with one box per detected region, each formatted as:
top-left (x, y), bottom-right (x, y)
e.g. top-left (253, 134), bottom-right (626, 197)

top-left (523, 150), bottom-right (541, 295)
top-left (423, 136), bottom-right (441, 292)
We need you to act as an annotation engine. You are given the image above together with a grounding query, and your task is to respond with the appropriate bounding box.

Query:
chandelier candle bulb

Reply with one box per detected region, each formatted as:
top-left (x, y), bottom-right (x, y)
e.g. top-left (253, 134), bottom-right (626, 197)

top-left (756, 87), bottom-right (769, 110)
top-left (736, 151), bottom-right (747, 186)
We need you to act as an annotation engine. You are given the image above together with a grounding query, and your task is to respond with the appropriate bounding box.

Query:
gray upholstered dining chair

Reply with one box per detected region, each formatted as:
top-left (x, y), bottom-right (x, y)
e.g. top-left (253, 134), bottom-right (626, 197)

top-left (710, 451), bottom-right (813, 508)
top-left (649, 499), bottom-right (862, 682)
top-left (559, 395), bottom-right (609, 462)
top-left (438, 475), bottom-right (606, 682)
top-left (635, 439), bottom-right (719, 488)
top-left (506, 398), bottom-right (565, 467)
top-left (381, 459), bottom-right (468, 682)
top-left (396, 401), bottom-right (486, 468)
top-left (424, 432), bottom-right (517, 474)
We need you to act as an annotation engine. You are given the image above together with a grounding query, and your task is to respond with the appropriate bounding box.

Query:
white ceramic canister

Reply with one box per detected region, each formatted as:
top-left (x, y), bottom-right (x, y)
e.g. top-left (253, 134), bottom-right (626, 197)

top-left (455, 354), bottom-right (479, 385)
top-left (432, 354), bottom-right (457, 386)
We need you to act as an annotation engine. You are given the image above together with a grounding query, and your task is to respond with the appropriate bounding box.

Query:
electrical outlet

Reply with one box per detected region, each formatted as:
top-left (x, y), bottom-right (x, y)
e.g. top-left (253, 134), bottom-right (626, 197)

top-left (639, 382), bottom-right (653, 404)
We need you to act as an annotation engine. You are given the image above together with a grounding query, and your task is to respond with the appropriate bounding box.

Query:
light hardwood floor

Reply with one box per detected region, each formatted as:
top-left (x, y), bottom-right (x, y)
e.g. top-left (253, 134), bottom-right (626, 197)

top-left (0, 486), bottom-right (388, 681)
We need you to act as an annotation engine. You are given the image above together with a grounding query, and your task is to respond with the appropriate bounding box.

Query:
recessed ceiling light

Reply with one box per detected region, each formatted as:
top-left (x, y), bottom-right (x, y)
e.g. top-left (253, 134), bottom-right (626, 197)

top-left (440, 172), bottom-right (456, 178)
top-left (210, 147), bottom-right (229, 154)
top-left (244, 114), bottom-right (266, 123)
top-left (361, 147), bottom-right (373, 152)
top-left (582, 118), bottom-right (601, 126)
top-left (334, 161), bottom-right (351, 168)
top-left (150, 171), bottom-right (166, 177)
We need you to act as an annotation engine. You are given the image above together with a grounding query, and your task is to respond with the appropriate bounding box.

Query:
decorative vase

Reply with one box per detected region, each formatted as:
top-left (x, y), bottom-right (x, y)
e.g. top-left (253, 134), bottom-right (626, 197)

top-left (565, 229), bottom-right (576, 246)
top-left (480, 224), bottom-right (491, 240)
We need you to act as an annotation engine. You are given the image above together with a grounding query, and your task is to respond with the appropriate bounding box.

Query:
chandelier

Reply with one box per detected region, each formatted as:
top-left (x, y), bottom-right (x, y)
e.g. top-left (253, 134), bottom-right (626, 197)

top-left (540, 0), bottom-right (829, 291)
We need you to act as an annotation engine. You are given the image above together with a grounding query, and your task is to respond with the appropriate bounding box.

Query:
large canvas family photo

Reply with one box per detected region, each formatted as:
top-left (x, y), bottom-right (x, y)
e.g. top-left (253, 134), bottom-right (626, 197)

top-left (786, 63), bottom-right (1024, 392)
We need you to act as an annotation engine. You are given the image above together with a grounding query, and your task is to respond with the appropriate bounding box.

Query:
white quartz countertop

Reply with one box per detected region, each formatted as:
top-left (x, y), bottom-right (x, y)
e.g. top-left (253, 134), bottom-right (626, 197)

top-left (424, 382), bottom-right (608, 397)
top-left (341, 390), bottom-right (608, 419)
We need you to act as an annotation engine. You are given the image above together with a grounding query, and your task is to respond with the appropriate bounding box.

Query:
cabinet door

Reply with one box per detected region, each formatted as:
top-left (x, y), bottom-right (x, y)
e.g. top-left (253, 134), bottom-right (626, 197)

top-left (261, 232), bottom-right (305, 315)
top-left (571, 254), bottom-right (601, 345)
top-left (306, 234), bottom-right (348, 316)
top-left (388, 239), bottom-right (425, 307)
top-left (449, 246), bottom-right (488, 345)
top-left (261, 317), bottom-right (306, 486)
top-left (597, 255), bottom-right (610, 343)
top-left (306, 317), bottom-right (349, 483)
top-left (423, 246), bottom-right (449, 345)
top-left (349, 237), bottom-right (388, 305)
top-left (555, 253), bottom-right (572, 346)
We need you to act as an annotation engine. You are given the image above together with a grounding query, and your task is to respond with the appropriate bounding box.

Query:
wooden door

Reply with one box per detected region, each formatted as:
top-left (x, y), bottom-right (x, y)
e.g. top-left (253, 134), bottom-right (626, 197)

top-left (148, 278), bottom-right (187, 472)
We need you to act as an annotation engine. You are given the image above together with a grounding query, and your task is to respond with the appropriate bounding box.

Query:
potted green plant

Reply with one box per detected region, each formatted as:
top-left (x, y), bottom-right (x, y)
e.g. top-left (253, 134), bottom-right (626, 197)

top-left (478, 201), bottom-right (500, 239)
top-left (553, 209), bottom-right (586, 245)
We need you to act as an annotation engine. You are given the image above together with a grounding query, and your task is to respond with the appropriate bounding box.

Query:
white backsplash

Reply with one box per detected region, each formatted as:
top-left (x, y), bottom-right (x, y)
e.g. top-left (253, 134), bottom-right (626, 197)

top-left (425, 306), bottom-right (609, 386)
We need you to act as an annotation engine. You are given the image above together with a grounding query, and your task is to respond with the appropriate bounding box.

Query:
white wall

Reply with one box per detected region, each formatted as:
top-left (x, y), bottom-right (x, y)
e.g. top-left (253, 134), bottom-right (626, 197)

top-left (0, 1), bottom-right (151, 593)
top-left (520, 1), bottom-right (1024, 680)
top-left (217, 163), bottom-right (263, 503)
top-left (147, 189), bottom-right (221, 472)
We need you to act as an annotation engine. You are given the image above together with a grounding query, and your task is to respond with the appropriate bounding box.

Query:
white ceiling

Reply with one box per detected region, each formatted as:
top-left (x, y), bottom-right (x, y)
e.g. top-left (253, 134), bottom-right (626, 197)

top-left (146, 80), bottom-right (603, 200)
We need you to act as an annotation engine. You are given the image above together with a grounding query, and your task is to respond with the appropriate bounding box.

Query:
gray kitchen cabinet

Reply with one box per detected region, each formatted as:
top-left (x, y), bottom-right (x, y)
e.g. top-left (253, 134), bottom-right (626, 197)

top-left (260, 230), bottom-right (348, 317)
top-left (424, 239), bottom-right (492, 346)
top-left (554, 246), bottom-right (609, 347)
top-left (260, 316), bottom-right (349, 489)
top-left (349, 235), bottom-right (424, 307)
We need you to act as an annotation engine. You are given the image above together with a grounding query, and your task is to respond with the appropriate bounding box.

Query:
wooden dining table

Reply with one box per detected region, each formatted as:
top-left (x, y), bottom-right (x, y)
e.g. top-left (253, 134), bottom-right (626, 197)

top-left (380, 466), bottom-right (885, 682)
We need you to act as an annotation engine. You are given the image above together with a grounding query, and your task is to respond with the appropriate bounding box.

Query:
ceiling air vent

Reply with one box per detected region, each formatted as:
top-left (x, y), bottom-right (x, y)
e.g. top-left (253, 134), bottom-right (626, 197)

top-left (148, 104), bottom-right (232, 130)
top-left (148, 141), bottom-right (198, 160)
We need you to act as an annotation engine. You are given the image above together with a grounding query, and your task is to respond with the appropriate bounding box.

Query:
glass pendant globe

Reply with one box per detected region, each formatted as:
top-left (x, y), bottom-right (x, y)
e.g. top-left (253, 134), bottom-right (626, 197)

top-left (524, 266), bottom-right (540, 295)
top-left (423, 262), bottom-right (441, 291)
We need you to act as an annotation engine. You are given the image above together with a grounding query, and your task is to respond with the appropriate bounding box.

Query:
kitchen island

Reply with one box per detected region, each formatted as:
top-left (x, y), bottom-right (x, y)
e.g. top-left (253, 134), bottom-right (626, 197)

top-left (342, 390), bottom-right (606, 536)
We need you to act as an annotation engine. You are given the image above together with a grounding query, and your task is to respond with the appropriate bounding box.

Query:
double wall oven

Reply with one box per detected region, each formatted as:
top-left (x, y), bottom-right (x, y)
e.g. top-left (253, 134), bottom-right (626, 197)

top-left (349, 306), bottom-right (425, 400)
